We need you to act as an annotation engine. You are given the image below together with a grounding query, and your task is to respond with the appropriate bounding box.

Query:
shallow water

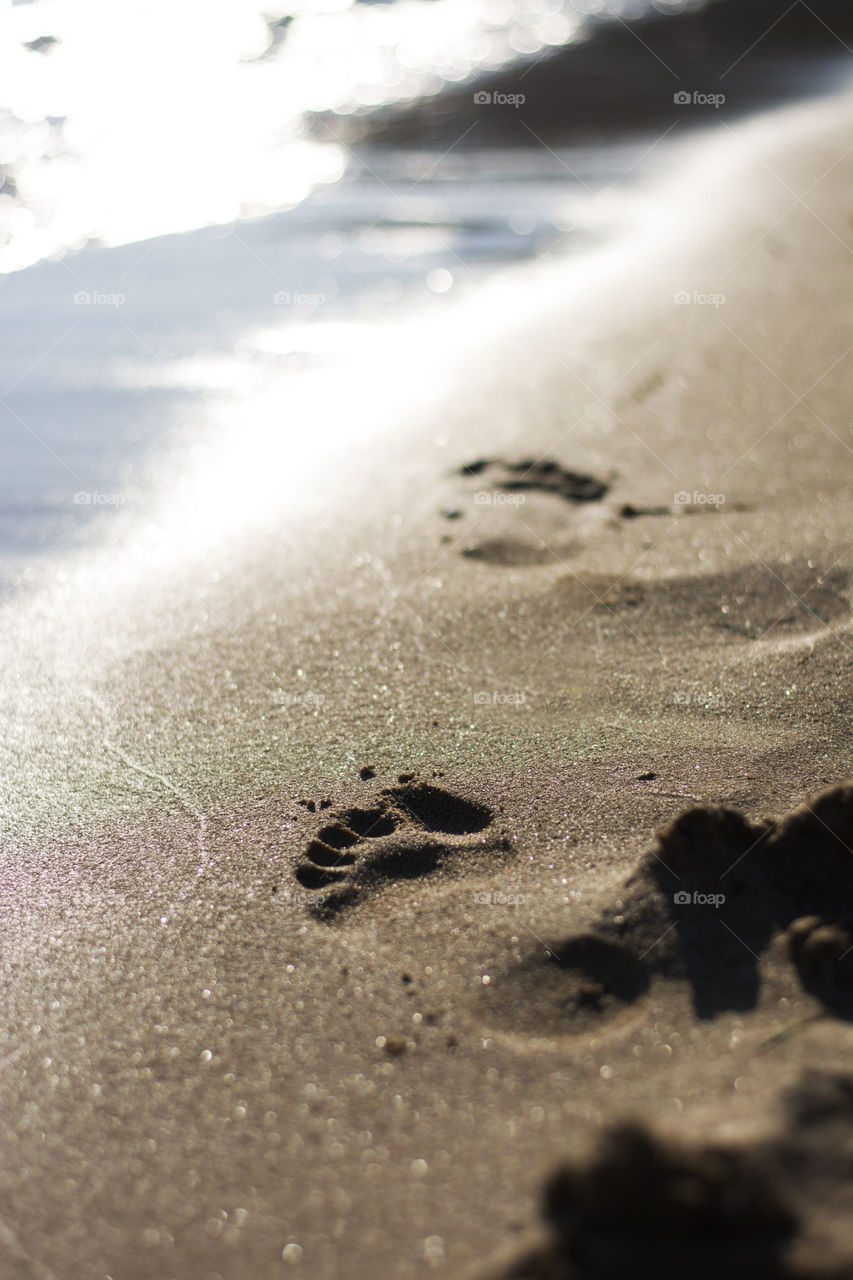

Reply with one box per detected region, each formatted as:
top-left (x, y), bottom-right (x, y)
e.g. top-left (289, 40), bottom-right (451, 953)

top-left (0, 128), bottom-right (666, 587)
top-left (0, 0), bottom-right (700, 271)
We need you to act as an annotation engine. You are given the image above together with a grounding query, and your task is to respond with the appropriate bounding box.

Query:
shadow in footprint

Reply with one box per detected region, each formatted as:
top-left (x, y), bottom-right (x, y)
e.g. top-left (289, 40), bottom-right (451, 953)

top-left (292, 779), bottom-right (503, 919)
top-left (641, 807), bottom-right (776, 1018)
top-left (479, 934), bottom-right (649, 1036)
top-left (386, 782), bottom-right (492, 834)
top-left (338, 806), bottom-right (398, 838)
top-left (367, 843), bottom-right (445, 880)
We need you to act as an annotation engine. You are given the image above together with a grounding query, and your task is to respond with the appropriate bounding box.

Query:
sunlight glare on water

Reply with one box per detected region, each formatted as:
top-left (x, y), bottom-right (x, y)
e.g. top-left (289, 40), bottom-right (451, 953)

top-left (0, 0), bottom-right (607, 272)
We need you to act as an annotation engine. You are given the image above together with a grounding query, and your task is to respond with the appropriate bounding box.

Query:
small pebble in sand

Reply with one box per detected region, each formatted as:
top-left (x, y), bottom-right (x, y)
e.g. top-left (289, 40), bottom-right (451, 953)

top-left (359, 764), bottom-right (376, 780)
top-left (380, 1035), bottom-right (407, 1057)
top-left (637, 771), bottom-right (658, 781)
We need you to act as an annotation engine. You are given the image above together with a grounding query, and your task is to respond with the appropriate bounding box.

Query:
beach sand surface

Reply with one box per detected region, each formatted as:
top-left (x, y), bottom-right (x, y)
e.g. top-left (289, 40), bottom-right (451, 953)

top-left (0, 89), bottom-right (852, 1279)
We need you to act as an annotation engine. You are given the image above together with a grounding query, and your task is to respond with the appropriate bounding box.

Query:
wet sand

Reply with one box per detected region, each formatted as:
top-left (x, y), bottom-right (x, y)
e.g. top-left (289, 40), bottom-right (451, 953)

top-left (0, 87), bottom-right (852, 1279)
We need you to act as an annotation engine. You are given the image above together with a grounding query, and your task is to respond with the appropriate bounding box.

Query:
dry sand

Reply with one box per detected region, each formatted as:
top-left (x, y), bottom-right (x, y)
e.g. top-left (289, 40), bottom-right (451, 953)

top-left (1, 86), bottom-right (853, 1279)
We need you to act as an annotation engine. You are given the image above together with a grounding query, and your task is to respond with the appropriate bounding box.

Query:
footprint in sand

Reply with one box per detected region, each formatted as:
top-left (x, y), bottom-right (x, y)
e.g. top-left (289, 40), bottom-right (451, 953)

top-left (454, 457), bottom-right (609, 567)
top-left (476, 783), bottom-right (853, 1039)
top-left (459, 457), bottom-right (609, 504)
top-left (478, 933), bottom-right (650, 1038)
top-left (548, 559), bottom-right (851, 642)
top-left (293, 779), bottom-right (503, 918)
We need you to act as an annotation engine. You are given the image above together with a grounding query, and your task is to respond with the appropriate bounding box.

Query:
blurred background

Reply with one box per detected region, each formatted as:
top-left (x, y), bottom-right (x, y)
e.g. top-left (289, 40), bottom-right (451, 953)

top-left (0, 0), bottom-right (851, 587)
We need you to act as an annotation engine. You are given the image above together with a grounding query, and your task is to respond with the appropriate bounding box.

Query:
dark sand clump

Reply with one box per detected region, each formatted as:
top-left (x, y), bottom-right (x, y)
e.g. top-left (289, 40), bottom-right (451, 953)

top-left (480, 1070), bottom-right (853, 1279)
top-left (474, 786), bottom-right (853, 1277)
